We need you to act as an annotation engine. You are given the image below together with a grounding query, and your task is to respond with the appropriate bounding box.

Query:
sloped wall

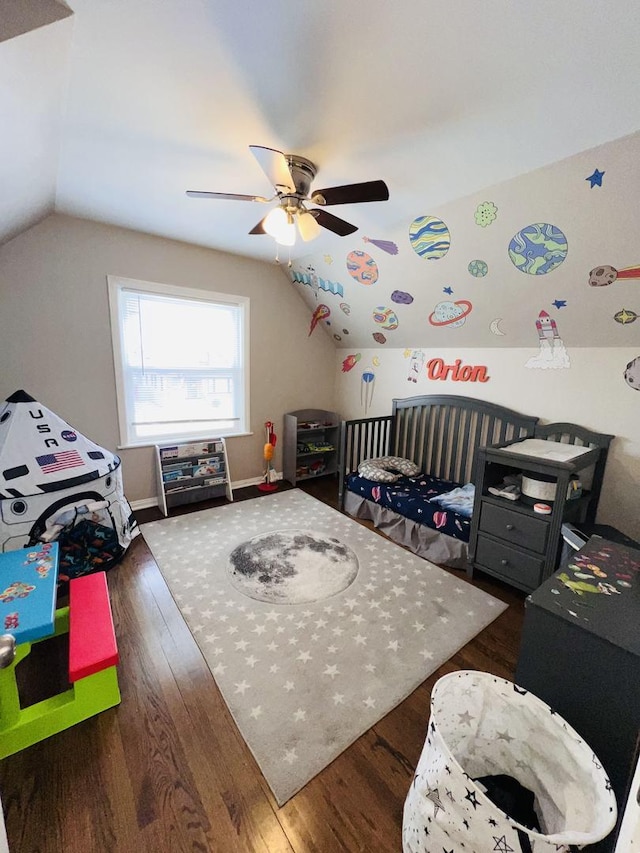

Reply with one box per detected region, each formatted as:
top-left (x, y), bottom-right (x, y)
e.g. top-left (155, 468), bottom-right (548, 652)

top-left (289, 131), bottom-right (640, 351)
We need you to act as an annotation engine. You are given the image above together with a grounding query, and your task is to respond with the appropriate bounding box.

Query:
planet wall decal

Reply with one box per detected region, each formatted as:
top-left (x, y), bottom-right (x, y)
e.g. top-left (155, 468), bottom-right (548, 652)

top-left (346, 250), bottom-right (379, 285)
top-left (468, 259), bottom-right (488, 277)
top-left (428, 300), bottom-right (472, 328)
top-left (373, 306), bottom-right (399, 330)
top-left (409, 216), bottom-right (451, 260)
top-left (508, 223), bottom-right (568, 275)
top-left (227, 530), bottom-right (359, 604)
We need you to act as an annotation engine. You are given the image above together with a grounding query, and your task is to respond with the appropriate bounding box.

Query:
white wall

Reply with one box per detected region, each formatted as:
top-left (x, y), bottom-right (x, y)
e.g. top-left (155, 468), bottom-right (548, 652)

top-left (0, 16), bottom-right (74, 245)
top-left (335, 347), bottom-right (640, 541)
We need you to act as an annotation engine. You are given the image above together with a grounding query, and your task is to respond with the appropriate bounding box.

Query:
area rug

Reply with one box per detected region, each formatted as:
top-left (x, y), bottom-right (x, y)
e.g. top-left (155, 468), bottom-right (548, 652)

top-left (141, 489), bottom-right (507, 805)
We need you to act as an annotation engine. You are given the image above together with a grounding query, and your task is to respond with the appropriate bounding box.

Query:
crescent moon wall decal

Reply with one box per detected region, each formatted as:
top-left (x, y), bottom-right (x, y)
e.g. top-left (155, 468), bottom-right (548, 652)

top-left (490, 318), bottom-right (506, 336)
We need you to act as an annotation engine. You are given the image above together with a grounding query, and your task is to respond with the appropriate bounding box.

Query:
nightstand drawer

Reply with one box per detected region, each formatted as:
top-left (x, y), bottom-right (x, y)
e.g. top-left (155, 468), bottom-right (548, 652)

top-left (475, 537), bottom-right (545, 589)
top-left (479, 502), bottom-right (549, 553)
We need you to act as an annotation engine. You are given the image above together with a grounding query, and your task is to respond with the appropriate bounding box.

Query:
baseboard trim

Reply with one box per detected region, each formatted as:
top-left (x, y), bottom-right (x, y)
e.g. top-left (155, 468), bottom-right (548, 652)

top-left (232, 472), bottom-right (283, 490)
top-left (130, 497), bottom-right (158, 511)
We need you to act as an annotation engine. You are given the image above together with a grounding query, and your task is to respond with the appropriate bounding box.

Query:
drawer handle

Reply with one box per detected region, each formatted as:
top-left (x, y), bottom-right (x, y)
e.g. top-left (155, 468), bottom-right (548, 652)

top-left (505, 524), bottom-right (514, 531)
top-left (501, 559), bottom-right (509, 566)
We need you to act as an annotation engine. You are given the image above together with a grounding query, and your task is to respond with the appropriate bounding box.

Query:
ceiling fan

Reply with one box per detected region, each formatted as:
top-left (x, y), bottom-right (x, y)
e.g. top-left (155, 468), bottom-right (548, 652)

top-left (186, 145), bottom-right (389, 246)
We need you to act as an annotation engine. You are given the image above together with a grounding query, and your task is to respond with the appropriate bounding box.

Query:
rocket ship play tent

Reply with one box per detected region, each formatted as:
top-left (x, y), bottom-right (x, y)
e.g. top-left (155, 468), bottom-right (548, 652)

top-left (0, 391), bottom-right (138, 577)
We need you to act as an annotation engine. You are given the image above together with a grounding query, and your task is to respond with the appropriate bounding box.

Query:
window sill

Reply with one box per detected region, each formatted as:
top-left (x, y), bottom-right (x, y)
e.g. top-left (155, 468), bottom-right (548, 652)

top-left (117, 431), bottom-right (253, 451)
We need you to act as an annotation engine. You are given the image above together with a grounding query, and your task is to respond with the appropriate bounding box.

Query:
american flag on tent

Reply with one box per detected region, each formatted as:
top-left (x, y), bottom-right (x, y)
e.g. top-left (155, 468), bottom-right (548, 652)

top-left (36, 450), bottom-right (84, 474)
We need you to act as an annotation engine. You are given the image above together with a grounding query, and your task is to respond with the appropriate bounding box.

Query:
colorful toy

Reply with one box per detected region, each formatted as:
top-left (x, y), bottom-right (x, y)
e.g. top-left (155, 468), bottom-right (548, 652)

top-left (258, 421), bottom-right (278, 493)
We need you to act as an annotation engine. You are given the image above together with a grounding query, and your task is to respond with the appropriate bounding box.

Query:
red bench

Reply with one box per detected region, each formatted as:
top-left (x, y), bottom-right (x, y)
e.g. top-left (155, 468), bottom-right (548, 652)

top-left (69, 571), bottom-right (119, 681)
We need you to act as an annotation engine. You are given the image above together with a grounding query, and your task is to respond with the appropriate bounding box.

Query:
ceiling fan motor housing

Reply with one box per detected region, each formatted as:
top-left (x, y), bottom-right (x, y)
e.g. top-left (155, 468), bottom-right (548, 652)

top-left (285, 155), bottom-right (317, 198)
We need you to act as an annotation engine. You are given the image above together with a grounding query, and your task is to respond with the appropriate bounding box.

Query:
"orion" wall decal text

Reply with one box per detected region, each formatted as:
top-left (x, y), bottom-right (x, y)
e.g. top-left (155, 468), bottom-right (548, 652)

top-left (426, 358), bottom-right (490, 382)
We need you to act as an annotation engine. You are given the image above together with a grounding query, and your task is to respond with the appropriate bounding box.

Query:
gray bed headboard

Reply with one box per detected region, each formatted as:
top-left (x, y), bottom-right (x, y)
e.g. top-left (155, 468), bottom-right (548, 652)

top-left (338, 394), bottom-right (539, 506)
top-left (391, 395), bottom-right (539, 484)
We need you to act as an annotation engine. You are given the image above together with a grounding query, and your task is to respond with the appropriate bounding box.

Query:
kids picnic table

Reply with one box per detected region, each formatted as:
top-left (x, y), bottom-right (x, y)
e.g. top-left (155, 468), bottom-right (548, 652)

top-left (0, 543), bottom-right (121, 758)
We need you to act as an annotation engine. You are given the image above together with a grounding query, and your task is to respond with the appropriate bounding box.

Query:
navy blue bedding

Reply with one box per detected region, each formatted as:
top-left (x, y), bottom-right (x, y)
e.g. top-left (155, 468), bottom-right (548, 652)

top-left (345, 472), bottom-right (472, 543)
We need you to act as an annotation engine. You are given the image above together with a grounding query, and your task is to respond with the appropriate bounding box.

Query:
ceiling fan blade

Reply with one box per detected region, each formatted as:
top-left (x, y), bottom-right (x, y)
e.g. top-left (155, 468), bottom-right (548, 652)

top-left (311, 208), bottom-right (358, 236)
top-left (249, 217), bottom-right (267, 235)
top-left (186, 190), bottom-right (269, 202)
top-left (249, 145), bottom-right (296, 194)
top-left (311, 180), bottom-right (389, 206)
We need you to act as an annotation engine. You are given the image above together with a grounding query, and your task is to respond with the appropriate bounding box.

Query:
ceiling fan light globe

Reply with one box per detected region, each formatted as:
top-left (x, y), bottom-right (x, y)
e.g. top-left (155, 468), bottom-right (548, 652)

top-left (263, 206), bottom-right (287, 237)
top-left (297, 211), bottom-right (322, 242)
top-left (278, 222), bottom-right (296, 246)
top-left (263, 207), bottom-right (296, 245)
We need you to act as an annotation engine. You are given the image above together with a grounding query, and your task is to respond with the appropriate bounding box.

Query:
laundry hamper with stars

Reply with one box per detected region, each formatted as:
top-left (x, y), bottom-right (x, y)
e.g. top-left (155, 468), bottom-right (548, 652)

top-left (403, 671), bottom-right (616, 853)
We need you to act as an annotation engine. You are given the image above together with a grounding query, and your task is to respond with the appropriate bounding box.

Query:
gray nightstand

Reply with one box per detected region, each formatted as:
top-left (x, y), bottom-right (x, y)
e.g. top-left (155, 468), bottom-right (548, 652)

top-left (468, 423), bottom-right (613, 592)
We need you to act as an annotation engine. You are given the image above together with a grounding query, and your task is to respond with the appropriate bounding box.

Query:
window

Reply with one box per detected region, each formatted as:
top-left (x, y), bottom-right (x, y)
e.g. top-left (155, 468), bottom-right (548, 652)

top-left (108, 276), bottom-right (249, 447)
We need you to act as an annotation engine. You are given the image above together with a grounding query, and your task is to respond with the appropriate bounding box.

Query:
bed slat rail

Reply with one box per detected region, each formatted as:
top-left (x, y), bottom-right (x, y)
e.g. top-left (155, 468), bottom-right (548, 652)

top-left (392, 396), bottom-right (537, 485)
top-left (338, 415), bottom-right (394, 507)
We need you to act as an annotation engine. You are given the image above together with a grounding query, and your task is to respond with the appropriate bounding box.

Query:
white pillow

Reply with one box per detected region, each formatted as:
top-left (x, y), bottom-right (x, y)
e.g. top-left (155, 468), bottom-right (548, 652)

top-left (357, 456), bottom-right (421, 483)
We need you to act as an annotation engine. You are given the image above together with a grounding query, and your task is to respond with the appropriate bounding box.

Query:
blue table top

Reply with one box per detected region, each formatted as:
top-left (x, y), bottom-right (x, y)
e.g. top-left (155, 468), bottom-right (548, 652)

top-left (0, 543), bottom-right (59, 645)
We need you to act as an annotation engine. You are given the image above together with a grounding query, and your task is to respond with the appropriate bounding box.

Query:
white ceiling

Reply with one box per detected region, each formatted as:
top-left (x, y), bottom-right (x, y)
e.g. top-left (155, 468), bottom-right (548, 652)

top-left (3, 0), bottom-right (640, 261)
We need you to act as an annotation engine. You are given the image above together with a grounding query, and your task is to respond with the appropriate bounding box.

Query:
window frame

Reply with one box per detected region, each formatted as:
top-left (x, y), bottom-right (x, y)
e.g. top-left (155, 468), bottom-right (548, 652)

top-left (107, 275), bottom-right (250, 448)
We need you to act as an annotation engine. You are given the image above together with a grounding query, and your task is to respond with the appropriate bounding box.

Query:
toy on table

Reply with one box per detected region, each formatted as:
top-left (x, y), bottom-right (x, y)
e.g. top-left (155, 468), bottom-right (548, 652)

top-left (258, 421), bottom-right (279, 493)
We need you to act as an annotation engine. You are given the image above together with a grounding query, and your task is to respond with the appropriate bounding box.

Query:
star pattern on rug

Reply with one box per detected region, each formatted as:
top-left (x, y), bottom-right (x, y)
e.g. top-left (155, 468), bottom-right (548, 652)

top-left (141, 490), bottom-right (507, 805)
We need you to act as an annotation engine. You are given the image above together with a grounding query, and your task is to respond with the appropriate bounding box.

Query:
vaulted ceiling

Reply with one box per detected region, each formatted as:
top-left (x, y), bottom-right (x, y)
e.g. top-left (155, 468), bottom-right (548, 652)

top-left (3, 0), bottom-right (640, 263)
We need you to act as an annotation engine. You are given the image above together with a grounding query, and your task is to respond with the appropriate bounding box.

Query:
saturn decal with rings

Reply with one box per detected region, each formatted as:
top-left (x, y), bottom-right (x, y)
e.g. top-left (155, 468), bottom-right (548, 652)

top-left (428, 300), bottom-right (472, 328)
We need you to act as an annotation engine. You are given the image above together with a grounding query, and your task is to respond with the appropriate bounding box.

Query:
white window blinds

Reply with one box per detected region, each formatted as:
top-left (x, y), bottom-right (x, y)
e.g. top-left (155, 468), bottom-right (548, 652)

top-left (108, 277), bottom-right (249, 446)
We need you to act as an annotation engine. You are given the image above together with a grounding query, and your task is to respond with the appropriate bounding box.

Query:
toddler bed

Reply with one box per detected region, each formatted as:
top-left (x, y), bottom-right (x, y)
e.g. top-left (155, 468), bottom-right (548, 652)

top-left (338, 395), bottom-right (538, 568)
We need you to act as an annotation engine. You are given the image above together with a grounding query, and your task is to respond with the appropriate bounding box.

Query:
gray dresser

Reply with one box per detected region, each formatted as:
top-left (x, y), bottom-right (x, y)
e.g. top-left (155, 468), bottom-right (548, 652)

top-left (516, 535), bottom-right (640, 852)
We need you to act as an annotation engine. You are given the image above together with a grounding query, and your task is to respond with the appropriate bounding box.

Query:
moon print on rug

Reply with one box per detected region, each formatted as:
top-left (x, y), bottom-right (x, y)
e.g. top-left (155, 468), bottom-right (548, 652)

top-left (227, 529), bottom-right (359, 604)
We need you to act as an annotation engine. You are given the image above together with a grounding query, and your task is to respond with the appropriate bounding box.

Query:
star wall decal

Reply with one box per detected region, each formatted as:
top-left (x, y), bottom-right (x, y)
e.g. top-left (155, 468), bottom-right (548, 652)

top-left (443, 286), bottom-right (453, 295)
top-left (552, 299), bottom-right (567, 309)
top-left (586, 168), bottom-right (605, 187)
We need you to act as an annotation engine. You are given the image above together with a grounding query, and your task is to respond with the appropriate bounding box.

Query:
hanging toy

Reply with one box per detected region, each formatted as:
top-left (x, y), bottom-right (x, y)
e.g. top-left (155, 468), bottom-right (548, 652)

top-left (258, 420), bottom-right (279, 492)
top-left (361, 366), bottom-right (376, 414)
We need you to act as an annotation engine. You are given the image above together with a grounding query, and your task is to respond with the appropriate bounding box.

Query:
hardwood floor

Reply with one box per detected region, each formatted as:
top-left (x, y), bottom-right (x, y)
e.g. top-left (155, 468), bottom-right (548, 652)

top-left (0, 477), bottom-right (525, 852)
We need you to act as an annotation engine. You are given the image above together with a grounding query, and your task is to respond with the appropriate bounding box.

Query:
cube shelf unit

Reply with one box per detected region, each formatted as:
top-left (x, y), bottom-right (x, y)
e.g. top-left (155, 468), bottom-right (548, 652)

top-left (155, 438), bottom-right (233, 516)
top-left (283, 409), bottom-right (340, 486)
